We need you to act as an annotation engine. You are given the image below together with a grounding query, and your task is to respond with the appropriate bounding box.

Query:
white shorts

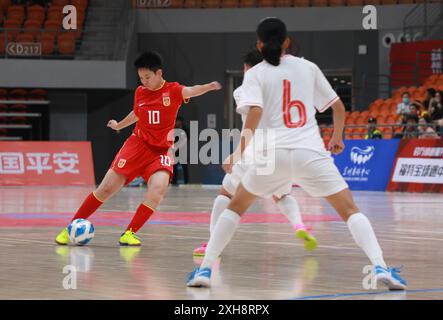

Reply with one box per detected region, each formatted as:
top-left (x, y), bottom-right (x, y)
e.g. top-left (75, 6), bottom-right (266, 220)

top-left (222, 161), bottom-right (292, 199)
top-left (242, 149), bottom-right (348, 198)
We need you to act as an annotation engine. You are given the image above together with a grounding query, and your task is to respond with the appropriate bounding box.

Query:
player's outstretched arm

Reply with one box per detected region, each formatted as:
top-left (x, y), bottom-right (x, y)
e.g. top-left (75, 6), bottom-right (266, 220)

top-left (182, 81), bottom-right (222, 99)
top-left (107, 111), bottom-right (139, 131)
top-left (328, 99), bottom-right (346, 155)
top-left (223, 106), bottom-right (262, 173)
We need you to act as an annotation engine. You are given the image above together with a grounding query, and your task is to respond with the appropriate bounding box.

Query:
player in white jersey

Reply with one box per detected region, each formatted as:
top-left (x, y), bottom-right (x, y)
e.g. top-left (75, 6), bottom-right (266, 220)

top-left (188, 17), bottom-right (407, 290)
top-left (192, 50), bottom-right (317, 258)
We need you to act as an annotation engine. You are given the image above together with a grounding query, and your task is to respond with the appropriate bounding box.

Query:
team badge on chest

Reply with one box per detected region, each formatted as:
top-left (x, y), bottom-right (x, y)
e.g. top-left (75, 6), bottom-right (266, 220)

top-left (162, 93), bottom-right (171, 107)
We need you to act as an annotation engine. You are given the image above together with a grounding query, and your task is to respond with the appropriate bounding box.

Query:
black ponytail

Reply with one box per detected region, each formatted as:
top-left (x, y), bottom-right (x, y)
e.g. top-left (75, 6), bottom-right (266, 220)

top-left (261, 37), bottom-right (282, 66)
top-left (257, 18), bottom-right (287, 66)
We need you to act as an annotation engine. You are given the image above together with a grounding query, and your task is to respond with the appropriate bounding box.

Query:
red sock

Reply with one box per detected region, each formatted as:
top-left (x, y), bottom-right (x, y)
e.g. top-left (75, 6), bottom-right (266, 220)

top-left (71, 192), bottom-right (104, 222)
top-left (127, 204), bottom-right (154, 233)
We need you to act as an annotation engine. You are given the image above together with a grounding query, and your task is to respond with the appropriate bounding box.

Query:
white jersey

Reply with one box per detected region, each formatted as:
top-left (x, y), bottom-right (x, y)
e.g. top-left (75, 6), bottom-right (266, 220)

top-left (240, 55), bottom-right (339, 152)
top-left (233, 85), bottom-right (257, 161)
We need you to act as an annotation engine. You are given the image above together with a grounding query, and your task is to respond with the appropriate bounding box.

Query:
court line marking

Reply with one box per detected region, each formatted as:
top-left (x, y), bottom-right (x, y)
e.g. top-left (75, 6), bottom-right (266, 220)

top-left (290, 288), bottom-right (443, 300)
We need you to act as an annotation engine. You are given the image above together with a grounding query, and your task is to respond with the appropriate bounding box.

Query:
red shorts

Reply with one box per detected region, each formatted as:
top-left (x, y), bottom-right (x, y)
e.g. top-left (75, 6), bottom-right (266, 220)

top-left (110, 134), bottom-right (174, 185)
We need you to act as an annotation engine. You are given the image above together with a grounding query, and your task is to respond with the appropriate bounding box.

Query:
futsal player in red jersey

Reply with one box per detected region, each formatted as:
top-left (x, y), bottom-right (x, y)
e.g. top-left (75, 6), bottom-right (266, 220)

top-left (55, 51), bottom-right (221, 246)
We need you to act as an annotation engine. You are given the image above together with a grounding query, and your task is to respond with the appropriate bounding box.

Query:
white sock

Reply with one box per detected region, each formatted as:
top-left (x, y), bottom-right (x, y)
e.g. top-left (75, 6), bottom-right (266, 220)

top-left (209, 195), bottom-right (231, 235)
top-left (201, 209), bottom-right (241, 269)
top-left (347, 213), bottom-right (387, 268)
top-left (276, 195), bottom-right (303, 227)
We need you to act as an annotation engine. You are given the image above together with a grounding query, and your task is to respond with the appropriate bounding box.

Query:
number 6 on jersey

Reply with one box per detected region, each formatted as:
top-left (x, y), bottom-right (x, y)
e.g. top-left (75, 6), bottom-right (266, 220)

top-left (283, 80), bottom-right (307, 128)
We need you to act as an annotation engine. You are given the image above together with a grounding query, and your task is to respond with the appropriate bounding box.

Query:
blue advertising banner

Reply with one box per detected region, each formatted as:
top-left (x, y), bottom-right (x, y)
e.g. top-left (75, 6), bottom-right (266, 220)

top-left (333, 139), bottom-right (401, 191)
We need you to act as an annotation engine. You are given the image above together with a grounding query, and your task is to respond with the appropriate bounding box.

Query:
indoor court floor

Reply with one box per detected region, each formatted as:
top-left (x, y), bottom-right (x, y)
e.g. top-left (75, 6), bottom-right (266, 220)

top-left (0, 185), bottom-right (442, 300)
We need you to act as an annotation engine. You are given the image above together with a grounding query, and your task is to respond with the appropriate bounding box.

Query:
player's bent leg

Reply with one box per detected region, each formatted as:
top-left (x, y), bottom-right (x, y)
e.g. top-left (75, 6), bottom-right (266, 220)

top-left (325, 188), bottom-right (407, 290)
top-left (188, 184), bottom-right (257, 288)
top-left (55, 170), bottom-right (126, 245)
top-left (274, 194), bottom-right (318, 251)
top-left (120, 170), bottom-right (170, 246)
top-left (193, 187), bottom-right (233, 257)
top-left (94, 169), bottom-right (127, 202)
top-left (145, 170), bottom-right (170, 208)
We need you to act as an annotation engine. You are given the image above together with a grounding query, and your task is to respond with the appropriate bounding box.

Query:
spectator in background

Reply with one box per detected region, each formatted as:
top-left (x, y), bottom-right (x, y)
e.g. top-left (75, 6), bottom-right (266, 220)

top-left (409, 102), bottom-right (421, 117)
top-left (171, 116), bottom-right (189, 185)
top-left (364, 117), bottom-right (383, 139)
top-left (423, 88), bottom-right (436, 111)
top-left (396, 92), bottom-right (411, 115)
top-left (418, 115), bottom-right (440, 139)
top-left (429, 91), bottom-right (443, 122)
top-left (402, 114), bottom-right (420, 139)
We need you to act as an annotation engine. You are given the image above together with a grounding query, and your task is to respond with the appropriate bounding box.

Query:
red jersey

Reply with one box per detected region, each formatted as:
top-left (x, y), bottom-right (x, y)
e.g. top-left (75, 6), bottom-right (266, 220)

top-left (133, 81), bottom-right (185, 149)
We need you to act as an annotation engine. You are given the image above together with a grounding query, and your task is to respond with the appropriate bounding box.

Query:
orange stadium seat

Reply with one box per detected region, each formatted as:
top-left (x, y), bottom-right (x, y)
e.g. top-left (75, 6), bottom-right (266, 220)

top-left (355, 115), bottom-right (369, 125)
top-left (360, 110), bottom-right (370, 118)
top-left (369, 103), bottom-right (380, 114)
top-left (376, 115), bottom-right (386, 124)
top-left (57, 32), bottom-right (76, 55)
top-left (384, 97), bottom-right (394, 105)
top-left (7, 4), bottom-right (24, 16)
top-left (28, 5), bottom-right (45, 23)
top-left (258, 0), bottom-right (275, 6)
top-left (37, 32), bottom-right (56, 55)
top-left (275, 0), bottom-right (293, 6)
top-left (293, 0), bottom-right (309, 5)
top-left (52, 0), bottom-right (70, 6)
top-left (345, 127), bottom-right (353, 138)
top-left (4, 19), bottom-right (22, 37)
top-left (222, 0), bottom-right (239, 7)
top-left (169, 0), bottom-right (184, 7)
top-left (381, 127), bottom-right (393, 139)
top-left (347, 0), bottom-right (364, 5)
top-left (1, 0), bottom-right (10, 11)
top-left (387, 103), bottom-right (397, 114)
top-left (350, 111), bottom-right (361, 118)
top-left (311, 0), bottom-right (328, 6)
top-left (16, 32), bottom-right (35, 43)
top-left (48, 11), bottom-right (64, 23)
top-left (345, 117), bottom-right (355, 125)
top-left (71, 0), bottom-right (89, 11)
top-left (330, 0), bottom-right (345, 6)
top-left (239, 0), bottom-right (256, 6)
top-left (384, 115), bottom-right (397, 124)
top-left (24, 20), bottom-right (42, 38)
top-left (45, 19), bottom-right (62, 35)
top-left (184, 0), bottom-right (202, 8)
top-left (203, 0), bottom-right (221, 8)
top-left (365, 0), bottom-right (381, 4)
top-left (0, 104), bottom-right (7, 112)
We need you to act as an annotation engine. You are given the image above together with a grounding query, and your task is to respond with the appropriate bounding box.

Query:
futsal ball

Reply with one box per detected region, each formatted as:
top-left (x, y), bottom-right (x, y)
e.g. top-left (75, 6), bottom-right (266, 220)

top-left (68, 219), bottom-right (95, 246)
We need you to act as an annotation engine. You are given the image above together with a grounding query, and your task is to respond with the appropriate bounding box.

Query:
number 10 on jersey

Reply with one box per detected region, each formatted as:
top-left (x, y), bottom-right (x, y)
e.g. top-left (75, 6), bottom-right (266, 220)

top-left (283, 80), bottom-right (307, 128)
top-left (148, 110), bottom-right (160, 125)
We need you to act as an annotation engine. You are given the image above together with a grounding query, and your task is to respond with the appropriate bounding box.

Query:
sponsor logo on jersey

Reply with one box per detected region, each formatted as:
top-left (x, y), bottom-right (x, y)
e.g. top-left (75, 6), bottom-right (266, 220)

top-left (350, 146), bottom-right (375, 165)
top-left (162, 93), bottom-right (171, 107)
top-left (118, 159), bottom-right (127, 168)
